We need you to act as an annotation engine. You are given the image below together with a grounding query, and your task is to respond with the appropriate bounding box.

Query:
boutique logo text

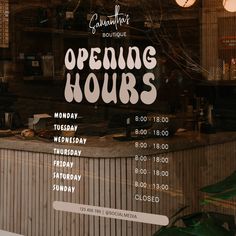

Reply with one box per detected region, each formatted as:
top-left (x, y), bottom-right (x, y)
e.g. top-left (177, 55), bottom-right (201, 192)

top-left (89, 5), bottom-right (130, 38)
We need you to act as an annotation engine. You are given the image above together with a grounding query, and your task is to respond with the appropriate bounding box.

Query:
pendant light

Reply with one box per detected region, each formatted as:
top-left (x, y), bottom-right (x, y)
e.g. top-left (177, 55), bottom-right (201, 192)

top-left (223, 0), bottom-right (236, 12)
top-left (175, 0), bottom-right (196, 8)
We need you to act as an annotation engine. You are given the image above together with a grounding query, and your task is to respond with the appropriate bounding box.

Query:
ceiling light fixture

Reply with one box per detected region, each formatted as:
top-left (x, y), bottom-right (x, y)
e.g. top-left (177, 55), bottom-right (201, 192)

top-left (223, 0), bottom-right (236, 12)
top-left (175, 0), bottom-right (196, 8)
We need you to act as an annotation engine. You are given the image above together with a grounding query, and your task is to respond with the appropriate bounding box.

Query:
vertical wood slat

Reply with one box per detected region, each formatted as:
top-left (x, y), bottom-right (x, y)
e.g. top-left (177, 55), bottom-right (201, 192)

top-left (63, 155), bottom-right (68, 236)
top-left (5, 150), bottom-right (10, 230)
top-left (49, 155), bottom-right (54, 236)
top-left (3, 150), bottom-right (7, 230)
top-left (0, 141), bottom-right (236, 236)
top-left (137, 155), bottom-right (143, 236)
top-left (132, 156), bottom-right (138, 236)
top-left (58, 155), bottom-right (63, 236)
top-left (146, 154), bottom-right (152, 236)
top-left (94, 159), bottom-right (100, 236)
top-left (13, 151), bottom-right (18, 233)
top-left (84, 159), bottom-right (89, 236)
top-left (105, 159), bottom-right (110, 236)
top-left (28, 152), bottom-right (32, 236)
top-left (89, 158), bottom-right (94, 236)
top-left (67, 156), bottom-right (72, 236)
top-left (71, 156), bottom-right (76, 236)
top-left (21, 151), bottom-right (26, 235)
top-left (99, 159), bottom-right (105, 236)
top-left (9, 150), bottom-right (13, 232)
top-left (39, 153), bottom-right (43, 236)
top-left (0, 150), bottom-right (3, 230)
top-left (121, 158), bottom-right (127, 236)
top-left (43, 154), bottom-right (48, 236)
top-left (110, 159), bottom-right (116, 236)
top-left (34, 153), bottom-right (39, 234)
top-left (75, 156), bottom-right (80, 236)
top-left (142, 152), bottom-right (147, 236)
top-left (79, 157), bottom-right (84, 236)
top-left (127, 158), bottom-right (133, 236)
top-left (115, 158), bottom-right (122, 236)
top-left (10, 150), bottom-right (14, 232)
top-left (64, 156), bottom-right (69, 236)
top-left (17, 151), bottom-right (22, 234)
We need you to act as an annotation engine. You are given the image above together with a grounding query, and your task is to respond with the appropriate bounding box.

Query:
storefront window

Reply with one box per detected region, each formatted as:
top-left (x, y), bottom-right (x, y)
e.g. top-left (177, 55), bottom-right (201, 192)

top-left (0, 1), bottom-right (236, 235)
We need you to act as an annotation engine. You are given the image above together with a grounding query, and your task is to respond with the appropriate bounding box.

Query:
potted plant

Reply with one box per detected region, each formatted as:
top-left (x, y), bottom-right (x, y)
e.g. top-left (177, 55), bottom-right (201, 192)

top-left (153, 171), bottom-right (236, 235)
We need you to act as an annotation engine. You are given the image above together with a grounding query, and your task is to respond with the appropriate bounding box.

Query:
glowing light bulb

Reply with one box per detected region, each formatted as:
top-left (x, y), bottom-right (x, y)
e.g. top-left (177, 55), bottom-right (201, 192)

top-left (223, 0), bottom-right (236, 12)
top-left (175, 0), bottom-right (196, 8)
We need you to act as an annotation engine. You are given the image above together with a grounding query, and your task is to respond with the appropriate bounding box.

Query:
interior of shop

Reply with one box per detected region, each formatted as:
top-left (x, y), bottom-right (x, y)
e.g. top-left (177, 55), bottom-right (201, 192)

top-left (0, 0), bottom-right (234, 136)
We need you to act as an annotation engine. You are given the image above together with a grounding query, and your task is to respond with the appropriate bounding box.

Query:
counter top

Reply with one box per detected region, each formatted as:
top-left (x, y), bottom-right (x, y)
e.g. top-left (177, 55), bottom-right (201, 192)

top-left (0, 131), bottom-right (236, 158)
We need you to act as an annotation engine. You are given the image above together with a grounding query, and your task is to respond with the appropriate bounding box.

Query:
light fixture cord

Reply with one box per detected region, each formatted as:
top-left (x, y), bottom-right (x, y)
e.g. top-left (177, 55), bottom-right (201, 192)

top-left (183, 0), bottom-right (189, 7)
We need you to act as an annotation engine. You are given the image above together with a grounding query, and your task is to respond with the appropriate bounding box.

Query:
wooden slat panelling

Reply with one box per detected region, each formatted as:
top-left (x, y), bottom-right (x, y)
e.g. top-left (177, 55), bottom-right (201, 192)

top-left (0, 141), bottom-right (235, 236)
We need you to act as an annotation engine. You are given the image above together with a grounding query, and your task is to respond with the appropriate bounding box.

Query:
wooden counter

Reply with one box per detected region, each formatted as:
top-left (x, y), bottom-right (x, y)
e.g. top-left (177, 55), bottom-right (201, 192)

top-left (0, 132), bottom-right (236, 236)
top-left (1, 131), bottom-right (236, 157)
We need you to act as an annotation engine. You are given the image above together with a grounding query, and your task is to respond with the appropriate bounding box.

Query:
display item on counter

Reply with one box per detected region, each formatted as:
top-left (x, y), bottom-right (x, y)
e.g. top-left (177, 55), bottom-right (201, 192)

top-left (223, 61), bottom-right (230, 80)
top-left (21, 129), bottom-right (35, 138)
top-left (230, 58), bottom-right (236, 80)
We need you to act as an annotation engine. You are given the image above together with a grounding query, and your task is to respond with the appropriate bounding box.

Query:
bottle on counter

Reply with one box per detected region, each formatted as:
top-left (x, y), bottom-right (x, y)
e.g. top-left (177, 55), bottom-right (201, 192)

top-left (230, 58), bottom-right (236, 80)
top-left (198, 108), bottom-right (205, 131)
top-left (207, 105), bottom-right (214, 125)
top-left (196, 97), bottom-right (207, 132)
top-left (223, 60), bottom-right (230, 80)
